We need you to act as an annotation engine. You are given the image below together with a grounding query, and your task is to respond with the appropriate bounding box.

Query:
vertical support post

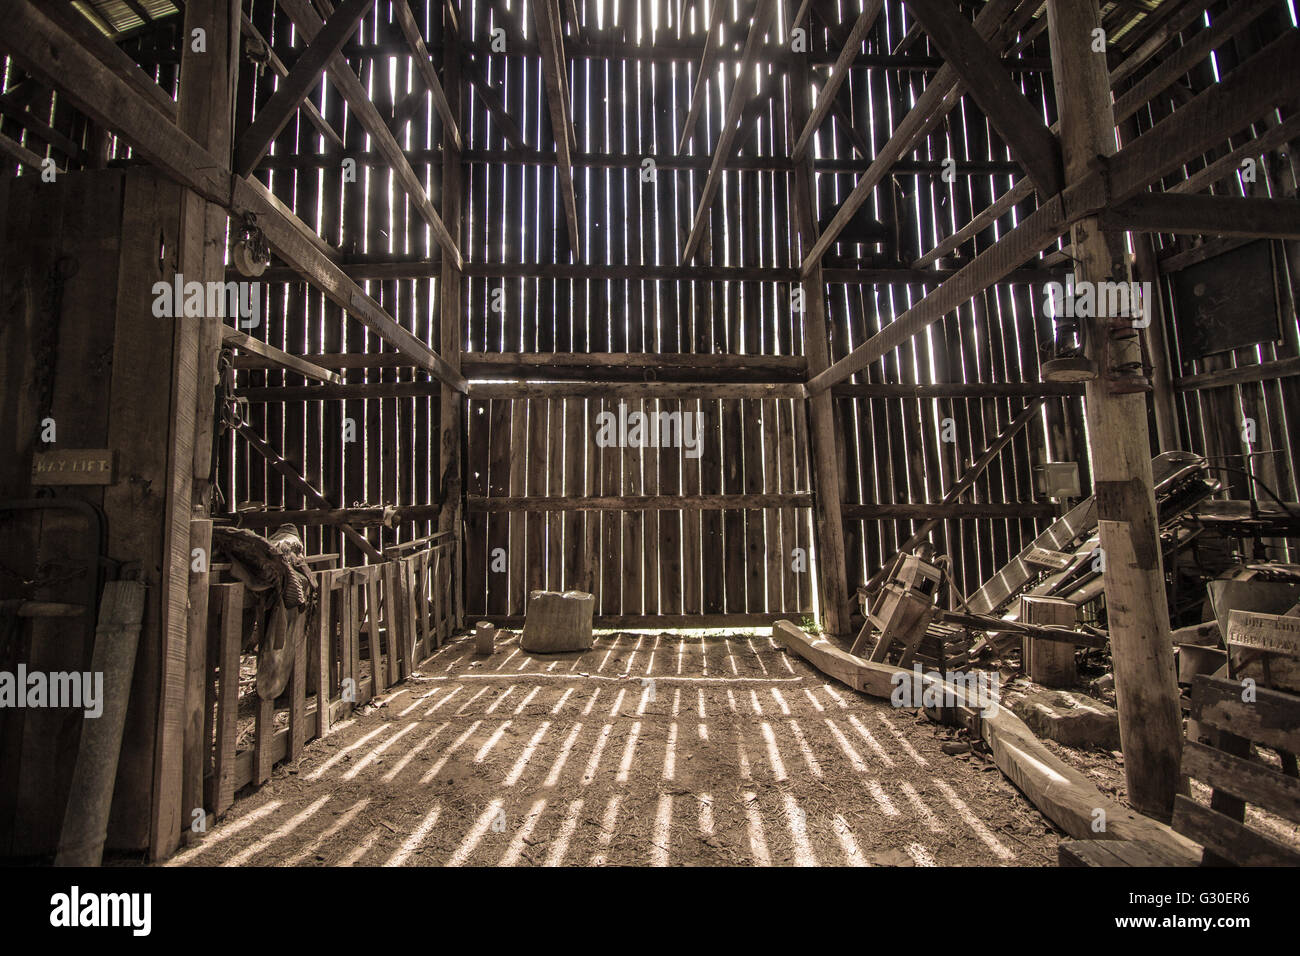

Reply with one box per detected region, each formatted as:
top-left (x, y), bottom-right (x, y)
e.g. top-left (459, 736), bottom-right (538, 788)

top-left (151, 0), bottom-right (240, 862)
top-left (1047, 0), bottom-right (1182, 819)
top-left (438, 2), bottom-right (465, 631)
top-left (789, 55), bottom-right (851, 639)
top-left (1117, 116), bottom-right (1179, 452)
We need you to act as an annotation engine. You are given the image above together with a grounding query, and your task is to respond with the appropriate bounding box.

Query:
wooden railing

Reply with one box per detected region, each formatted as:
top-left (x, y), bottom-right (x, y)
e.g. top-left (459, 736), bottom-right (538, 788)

top-left (201, 534), bottom-right (457, 818)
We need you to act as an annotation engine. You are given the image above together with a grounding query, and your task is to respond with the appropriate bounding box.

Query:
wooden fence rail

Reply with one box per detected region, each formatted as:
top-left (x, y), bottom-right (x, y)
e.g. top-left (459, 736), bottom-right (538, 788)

top-left (201, 540), bottom-right (456, 819)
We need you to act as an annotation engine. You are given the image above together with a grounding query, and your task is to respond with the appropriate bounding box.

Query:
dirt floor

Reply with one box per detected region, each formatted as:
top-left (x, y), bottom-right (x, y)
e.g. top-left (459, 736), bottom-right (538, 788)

top-left (168, 629), bottom-right (1065, 867)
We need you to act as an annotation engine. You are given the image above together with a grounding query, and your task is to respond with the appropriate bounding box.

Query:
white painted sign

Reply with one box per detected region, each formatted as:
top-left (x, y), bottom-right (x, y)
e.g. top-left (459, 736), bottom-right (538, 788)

top-left (1226, 610), bottom-right (1300, 657)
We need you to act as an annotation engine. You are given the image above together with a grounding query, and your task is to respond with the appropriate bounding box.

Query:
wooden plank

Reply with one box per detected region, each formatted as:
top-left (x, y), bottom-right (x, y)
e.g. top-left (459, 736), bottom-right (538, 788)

top-left (315, 576), bottom-right (332, 739)
top-left (790, 2), bottom-right (883, 161)
top-left (221, 326), bottom-right (342, 384)
top-left (903, 0), bottom-right (1062, 196)
top-left (1181, 739), bottom-right (1300, 827)
top-left (212, 583), bottom-right (243, 816)
top-left (233, 0), bottom-right (374, 176)
top-left (288, 606), bottom-right (308, 762)
top-left (1172, 795), bottom-right (1300, 866)
top-left (253, 696), bottom-right (274, 786)
top-left (275, 0), bottom-right (463, 269)
top-left (403, 557), bottom-right (419, 670)
top-left (1101, 194), bottom-right (1300, 240)
top-left (466, 493), bottom-right (812, 511)
top-left (1191, 674), bottom-right (1300, 755)
top-left (680, 0), bottom-right (779, 263)
top-left (1175, 356), bottom-right (1300, 392)
top-left (470, 381), bottom-right (803, 399)
top-left (384, 561), bottom-right (409, 680)
top-left (181, 519), bottom-right (211, 839)
top-left (365, 568), bottom-right (387, 695)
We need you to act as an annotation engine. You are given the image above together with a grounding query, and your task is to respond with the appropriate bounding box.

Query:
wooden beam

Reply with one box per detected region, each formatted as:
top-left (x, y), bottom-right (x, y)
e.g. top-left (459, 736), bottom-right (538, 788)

top-left (1101, 194), bottom-right (1300, 239)
top-left (859, 399), bottom-right (1047, 593)
top-left (1048, 0), bottom-right (1181, 821)
top-left (843, 502), bottom-right (1058, 520)
top-left (233, 0), bottom-right (372, 176)
top-left (680, 0), bottom-right (779, 263)
top-left (790, 49), bottom-right (852, 639)
top-left (832, 380), bottom-right (1082, 398)
top-left (808, 28), bottom-right (1300, 395)
top-left (235, 422), bottom-right (381, 561)
top-left (468, 381), bottom-right (804, 399)
top-left (531, 0), bottom-right (581, 259)
top-left (809, 199), bottom-right (1070, 394)
top-left (1175, 356), bottom-right (1300, 392)
top-left (800, 0), bottom-right (1020, 275)
top-left (232, 177), bottom-right (468, 391)
top-left (220, 326), bottom-right (341, 384)
top-left (275, 0), bottom-right (462, 270)
top-left (466, 494), bottom-right (812, 512)
top-left (438, 0), bottom-right (465, 630)
top-left (0, 129), bottom-right (48, 172)
top-left (677, 0), bottom-right (727, 153)
top-left (239, 13), bottom-right (344, 151)
top-left (390, 0), bottom-right (461, 152)
top-left (903, 0), bottom-right (1063, 195)
top-left (790, 1), bottom-right (882, 163)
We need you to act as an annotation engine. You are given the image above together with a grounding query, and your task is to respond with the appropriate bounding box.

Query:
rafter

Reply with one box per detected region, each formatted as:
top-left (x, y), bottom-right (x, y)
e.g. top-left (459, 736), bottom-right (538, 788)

top-left (239, 13), bottom-right (344, 151)
top-left (903, 0), bottom-right (1063, 196)
top-left (790, 0), bottom-right (882, 163)
top-left (677, 0), bottom-right (726, 153)
top-left (1100, 194), bottom-right (1300, 239)
top-left (532, 0), bottom-right (582, 259)
top-left (0, 0), bottom-right (468, 394)
top-left (807, 28), bottom-right (1300, 396)
top-left (234, 0), bottom-right (373, 176)
top-left (800, 0), bottom-right (1023, 276)
top-left (390, 0), bottom-right (461, 152)
top-left (680, 0), bottom-right (779, 264)
top-left (275, 0), bottom-right (463, 270)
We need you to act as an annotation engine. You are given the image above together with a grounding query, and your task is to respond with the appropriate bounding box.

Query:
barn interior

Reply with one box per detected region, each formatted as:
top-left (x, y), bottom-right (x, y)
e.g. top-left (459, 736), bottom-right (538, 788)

top-left (1, 0), bottom-right (1299, 870)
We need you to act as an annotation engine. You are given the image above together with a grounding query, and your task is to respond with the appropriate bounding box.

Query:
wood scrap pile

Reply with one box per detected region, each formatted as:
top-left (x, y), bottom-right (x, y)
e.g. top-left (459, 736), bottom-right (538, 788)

top-left (857, 452), bottom-right (1222, 670)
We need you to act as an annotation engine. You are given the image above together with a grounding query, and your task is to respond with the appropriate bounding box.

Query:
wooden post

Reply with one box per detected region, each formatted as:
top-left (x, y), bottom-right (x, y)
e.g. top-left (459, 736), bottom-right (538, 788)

top-left (1021, 595), bottom-right (1077, 687)
top-left (788, 53), bottom-right (852, 640)
top-left (1047, 0), bottom-right (1182, 819)
top-left (438, 3), bottom-right (465, 631)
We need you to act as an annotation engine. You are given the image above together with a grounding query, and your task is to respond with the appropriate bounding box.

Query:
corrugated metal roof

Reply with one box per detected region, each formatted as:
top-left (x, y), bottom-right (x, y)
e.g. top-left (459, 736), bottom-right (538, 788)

top-left (72, 0), bottom-right (181, 38)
